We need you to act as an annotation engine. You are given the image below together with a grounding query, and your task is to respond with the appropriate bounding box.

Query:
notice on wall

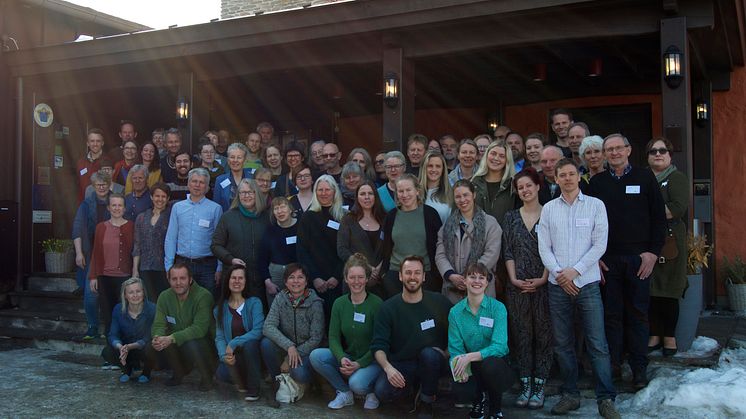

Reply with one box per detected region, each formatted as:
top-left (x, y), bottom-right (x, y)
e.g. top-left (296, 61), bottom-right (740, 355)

top-left (38, 167), bottom-right (50, 185)
top-left (32, 210), bottom-right (52, 224)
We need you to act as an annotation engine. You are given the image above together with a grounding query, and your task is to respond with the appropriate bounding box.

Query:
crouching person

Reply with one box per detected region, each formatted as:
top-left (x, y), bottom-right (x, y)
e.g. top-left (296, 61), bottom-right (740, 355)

top-left (370, 255), bottom-right (452, 418)
top-left (214, 265), bottom-right (265, 401)
top-left (148, 262), bottom-right (217, 391)
top-left (261, 263), bottom-right (324, 405)
top-left (101, 277), bottom-right (156, 383)
top-left (310, 253), bottom-right (384, 410)
top-left (448, 262), bottom-right (514, 419)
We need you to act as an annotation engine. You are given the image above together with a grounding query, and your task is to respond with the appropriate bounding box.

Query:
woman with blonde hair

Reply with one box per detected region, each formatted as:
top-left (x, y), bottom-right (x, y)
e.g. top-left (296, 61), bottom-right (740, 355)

top-left (418, 151), bottom-right (452, 224)
top-left (347, 147), bottom-right (377, 182)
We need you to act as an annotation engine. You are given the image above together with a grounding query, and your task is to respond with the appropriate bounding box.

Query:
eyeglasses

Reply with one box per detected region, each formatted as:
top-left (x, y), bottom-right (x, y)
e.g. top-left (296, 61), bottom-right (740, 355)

top-left (255, 178), bottom-right (271, 184)
top-left (238, 190), bottom-right (256, 196)
top-left (286, 153), bottom-right (302, 159)
top-left (94, 183), bottom-right (109, 189)
top-left (375, 160), bottom-right (385, 165)
top-left (604, 145), bottom-right (629, 154)
top-left (385, 163), bottom-right (405, 171)
top-left (648, 148), bottom-right (669, 156)
top-left (296, 174), bottom-right (312, 180)
top-left (322, 153), bottom-right (338, 159)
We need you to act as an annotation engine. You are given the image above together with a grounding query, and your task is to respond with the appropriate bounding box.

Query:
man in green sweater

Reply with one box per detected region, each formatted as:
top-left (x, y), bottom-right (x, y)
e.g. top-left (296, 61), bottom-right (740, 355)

top-left (149, 262), bottom-right (216, 391)
top-left (371, 255), bottom-right (452, 418)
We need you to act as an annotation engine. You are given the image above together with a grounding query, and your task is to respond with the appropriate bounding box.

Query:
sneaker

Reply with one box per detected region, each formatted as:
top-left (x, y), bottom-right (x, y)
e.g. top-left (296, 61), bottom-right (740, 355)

top-left (486, 412), bottom-right (504, 419)
top-left (328, 390), bottom-right (354, 409)
top-left (244, 394), bottom-right (260, 402)
top-left (469, 392), bottom-right (486, 419)
top-left (363, 393), bottom-right (379, 410)
top-left (101, 362), bottom-right (119, 370)
top-left (237, 387), bottom-right (248, 393)
top-left (137, 375), bottom-right (150, 384)
top-left (598, 399), bottom-right (621, 419)
top-left (550, 395), bottom-right (580, 415)
top-left (515, 377), bottom-right (531, 407)
top-left (415, 400), bottom-right (434, 419)
top-left (119, 374), bottom-right (130, 383)
top-left (528, 377), bottom-right (545, 409)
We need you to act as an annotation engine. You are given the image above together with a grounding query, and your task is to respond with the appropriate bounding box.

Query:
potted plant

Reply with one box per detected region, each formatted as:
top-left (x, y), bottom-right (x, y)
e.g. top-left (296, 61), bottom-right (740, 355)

top-left (41, 238), bottom-right (74, 274)
top-left (722, 256), bottom-right (746, 314)
top-left (675, 233), bottom-right (713, 351)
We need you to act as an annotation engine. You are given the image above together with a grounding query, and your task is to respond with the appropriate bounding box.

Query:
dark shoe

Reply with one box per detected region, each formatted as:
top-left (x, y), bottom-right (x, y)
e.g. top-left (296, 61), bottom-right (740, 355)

top-left (551, 395), bottom-right (580, 415)
top-left (633, 370), bottom-right (649, 390)
top-left (268, 381), bottom-right (281, 408)
top-left (469, 392), bottom-right (486, 419)
top-left (415, 400), bottom-right (434, 419)
top-left (662, 347), bottom-right (677, 357)
top-left (198, 378), bottom-right (214, 392)
top-left (598, 399), bottom-right (621, 419)
top-left (72, 287), bottom-right (84, 296)
top-left (647, 342), bottom-right (663, 354)
top-left (164, 375), bottom-right (183, 387)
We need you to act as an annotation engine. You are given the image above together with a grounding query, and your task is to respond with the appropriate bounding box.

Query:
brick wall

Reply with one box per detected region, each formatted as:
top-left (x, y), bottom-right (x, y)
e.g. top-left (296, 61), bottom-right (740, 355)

top-left (221, 0), bottom-right (349, 18)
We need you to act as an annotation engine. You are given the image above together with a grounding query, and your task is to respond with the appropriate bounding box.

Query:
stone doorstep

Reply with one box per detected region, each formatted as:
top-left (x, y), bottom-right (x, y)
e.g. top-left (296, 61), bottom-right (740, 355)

top-left (10, 290), bottom-right (84, 314)
top-left (0, 308), bottom-right (88, 333)
top-left (0, 328), bottom-right (104, 357)
top-left (26, 275), bottom-right (78, 293)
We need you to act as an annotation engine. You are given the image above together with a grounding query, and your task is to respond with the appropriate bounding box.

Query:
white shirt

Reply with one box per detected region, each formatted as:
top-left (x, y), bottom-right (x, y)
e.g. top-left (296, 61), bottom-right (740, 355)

top-left (538, 191), bottom-right (608, 288)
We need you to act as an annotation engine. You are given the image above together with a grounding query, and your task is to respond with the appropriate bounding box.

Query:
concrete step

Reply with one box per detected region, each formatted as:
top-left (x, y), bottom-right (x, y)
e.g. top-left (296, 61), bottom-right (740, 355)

top-left (0, 327), bottom-right (104, 356)
top-left (0, 308), bottom-right (87, 334)
top-left (9, 291), bottom-right (84, 314)
top-left (26, 273), bottom-right (78, 293)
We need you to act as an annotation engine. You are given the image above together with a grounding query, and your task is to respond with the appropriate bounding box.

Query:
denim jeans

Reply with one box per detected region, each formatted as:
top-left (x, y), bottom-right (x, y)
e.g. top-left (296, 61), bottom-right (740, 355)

top-left (260, 337), bottom-right (313, 384)
top-left (77, 264), bottom-right (99, 333)
top-left (309, 348), bottom-right (382, 395)
top-left (374, 347), bottom-right (447, 403)
top-left (601, 254), bottom-right (650, 373)
top-left (146, 337), bottom-right (216, 381)
top-left (216, 339), bottom-right (262, 394)
top-left (548, 282), bottom-right (615, 401)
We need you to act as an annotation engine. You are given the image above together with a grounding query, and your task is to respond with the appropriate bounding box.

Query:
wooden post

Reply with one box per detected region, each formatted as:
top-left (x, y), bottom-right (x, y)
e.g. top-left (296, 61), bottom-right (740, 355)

top-left (382, 47), bottom-right (414, 153)
top-left (176, 72), bottom-right (194, 153)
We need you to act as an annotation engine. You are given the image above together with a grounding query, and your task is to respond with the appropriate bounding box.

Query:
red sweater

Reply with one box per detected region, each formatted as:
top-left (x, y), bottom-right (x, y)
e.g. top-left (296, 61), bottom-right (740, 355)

top-left (89, 220), bottom-right (135, 279)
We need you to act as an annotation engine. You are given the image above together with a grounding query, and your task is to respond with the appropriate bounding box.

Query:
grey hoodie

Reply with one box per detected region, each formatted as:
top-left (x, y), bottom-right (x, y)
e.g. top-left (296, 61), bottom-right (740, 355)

top-left (262, 289), bottom-right (325, 357)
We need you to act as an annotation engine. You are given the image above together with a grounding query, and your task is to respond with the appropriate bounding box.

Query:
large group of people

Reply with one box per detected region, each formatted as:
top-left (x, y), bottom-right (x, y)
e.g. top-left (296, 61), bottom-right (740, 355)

top-left (70, 111), bottom-right (686, 419)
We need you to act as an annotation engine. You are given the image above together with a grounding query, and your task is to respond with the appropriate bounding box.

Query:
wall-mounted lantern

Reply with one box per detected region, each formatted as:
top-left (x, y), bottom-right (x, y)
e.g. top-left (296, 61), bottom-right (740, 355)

top-left (383, 72), bottom-right (399, 108)
top-left (663, 45), bottom-right (683, 89)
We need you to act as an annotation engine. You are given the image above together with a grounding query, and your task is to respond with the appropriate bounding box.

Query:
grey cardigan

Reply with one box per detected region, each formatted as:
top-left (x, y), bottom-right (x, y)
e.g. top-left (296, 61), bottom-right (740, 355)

top-left (262, 289), bottom-right (324, 357)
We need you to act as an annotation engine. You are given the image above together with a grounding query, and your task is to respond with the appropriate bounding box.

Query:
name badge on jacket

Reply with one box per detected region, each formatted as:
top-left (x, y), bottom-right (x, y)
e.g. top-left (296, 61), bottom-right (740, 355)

top-left (353, 312), bottom-right (366, 323)
top-left (575, 218), bottom-right (590, 227)
top-left (327, 220), bottom-right (340, 230)
top-left (479, 317), bottom-right (494, 328)
top-left (286, 236), bottom-right (297, 245)
top-left (220, 178), bottom-right (231, 189)
top-left (166, 316), bottom-right (176, 324)
top-left (625, 185), bottom-right (640, 194)
top-left (420, 319), bottom-right (435, 331)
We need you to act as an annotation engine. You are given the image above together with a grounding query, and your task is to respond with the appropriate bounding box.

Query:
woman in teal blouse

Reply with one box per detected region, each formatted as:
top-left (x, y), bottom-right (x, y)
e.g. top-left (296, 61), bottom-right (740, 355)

top-left (448, 262), bottom-right (514, 419)
top-left (310, 253), bottom-right (383, 410)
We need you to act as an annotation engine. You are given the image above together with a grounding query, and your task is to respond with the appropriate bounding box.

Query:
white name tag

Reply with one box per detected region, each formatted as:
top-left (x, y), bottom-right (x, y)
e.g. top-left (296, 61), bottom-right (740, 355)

top-left (420, 319), bottom-right (435, 331)
top-left (626, 185), bottom-right (641, 194)
top-left (342, 205), bottom-right (349, 211)
top-left (479, 317), bottom-right (494, 328)
top-left (198, 219), bottom-right (210, 228)
top-left (661, 181), bottom-right (668, 187)
top-left (235, 303), bottom-right (244, 316)
top-left (327, 220), bottom-right (340, 230)
top-left (285, 236), bottom-right (297, 245)
top-left (575, 218), bottom-right (590, 227)
top-left (249, 168), bottom-right (255, 174)
top-left (271, 181), bottom-right (277, 189)
top-left (79, 167), bottom-right (88, 176)
top-left (220, 178), bottom-right (231, 189)
top-left (353, 312), bottom-right (366, 323)
top-left (166, 316), bottom-right (176, 324)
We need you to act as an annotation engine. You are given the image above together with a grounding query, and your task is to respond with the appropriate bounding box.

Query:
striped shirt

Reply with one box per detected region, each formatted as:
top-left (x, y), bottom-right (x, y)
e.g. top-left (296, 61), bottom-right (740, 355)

top-left (537, 191), bottom-right (608, 288)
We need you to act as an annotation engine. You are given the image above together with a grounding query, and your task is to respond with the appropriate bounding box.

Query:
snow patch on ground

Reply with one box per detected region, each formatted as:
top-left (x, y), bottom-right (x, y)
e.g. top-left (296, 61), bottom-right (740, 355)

top-left (673, 336), bottom-right (720, 359)
top-left (617, 337), bottom-right (746, 418)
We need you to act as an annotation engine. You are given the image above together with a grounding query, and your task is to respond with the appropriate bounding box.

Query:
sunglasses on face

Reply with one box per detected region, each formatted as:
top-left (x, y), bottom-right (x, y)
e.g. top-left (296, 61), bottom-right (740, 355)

top-left (648, 148), bottom-right (669, 156)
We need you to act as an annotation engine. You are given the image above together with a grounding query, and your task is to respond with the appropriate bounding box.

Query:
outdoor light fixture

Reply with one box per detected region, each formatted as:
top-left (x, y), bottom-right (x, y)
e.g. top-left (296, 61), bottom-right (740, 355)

top-left (532, 63), bottom-right (547, 82)
top-left (383, 72), bottom-right (399, 108)
top-left (588, 58), bottom-right (603, 77)
top-left (695, 99), bottom-right (709, 125)
top-left (663, 45), bottom-right (683, 89)
top-left (488, 116), bottom-right (498, 132)
top-left (176, 98), bottom-right (189, 121)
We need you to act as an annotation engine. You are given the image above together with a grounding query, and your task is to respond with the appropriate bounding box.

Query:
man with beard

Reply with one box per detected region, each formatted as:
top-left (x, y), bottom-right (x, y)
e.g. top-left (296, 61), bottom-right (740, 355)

top-left (371, 255), bottom-right (452, 418)
top-left (550, 109), bottom-right (574, 158)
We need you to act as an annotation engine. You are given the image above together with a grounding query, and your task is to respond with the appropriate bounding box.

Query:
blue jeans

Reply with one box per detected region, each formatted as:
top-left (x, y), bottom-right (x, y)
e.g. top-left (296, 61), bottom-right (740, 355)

top-left (77, 264), bottom-right (99, 333)
top-left (374, 347), bottom-right (447, 403)
top-left (176, 257), bottom-right (218, 297)
top-left (260, 337), bottom-right (313, 384)
top-left (216, 339), bottom-right (262, 394)
top-left (548, 282), bottom-right (615, 401)
top-left (310, 348), bottom-right (382, 395)
top-left (601, 254), bottom-right (650, 373)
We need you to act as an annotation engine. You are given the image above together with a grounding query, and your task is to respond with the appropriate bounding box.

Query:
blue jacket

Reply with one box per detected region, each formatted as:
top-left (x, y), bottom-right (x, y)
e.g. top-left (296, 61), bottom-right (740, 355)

top-left (71, 193), bottom-right (110, 257)
top-left (213, 296), bottom-right (264, 360)
top-left (108, 301), bottom-right (156, 349)
top-left (213, 169), bottom-right (255, 212)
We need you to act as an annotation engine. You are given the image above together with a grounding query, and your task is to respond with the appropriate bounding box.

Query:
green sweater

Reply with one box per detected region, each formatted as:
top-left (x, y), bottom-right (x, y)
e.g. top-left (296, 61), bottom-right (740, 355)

top-left (152, 282), bottom-right (215, 346)
top-left (370, 291), bottom-right (452, 362)
top-left (329, 293), bottom-right (383, 368)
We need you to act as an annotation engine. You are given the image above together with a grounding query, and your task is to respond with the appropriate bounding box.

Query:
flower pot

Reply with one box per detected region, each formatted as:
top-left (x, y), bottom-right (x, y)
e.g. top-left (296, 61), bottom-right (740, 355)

top-left (726, 279), bottom-right (746, 314)
top-left (44, 251), bottom-right (73, 274)
top-left (675, 274), bottom-right (703, 352)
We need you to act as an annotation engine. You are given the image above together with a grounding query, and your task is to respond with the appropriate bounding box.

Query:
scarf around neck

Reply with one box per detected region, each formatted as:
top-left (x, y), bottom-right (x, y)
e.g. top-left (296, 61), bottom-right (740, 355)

top-left (655, 164), bottom-right (677, 184)
top-left (442, 207), bottom-right (487, 271)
